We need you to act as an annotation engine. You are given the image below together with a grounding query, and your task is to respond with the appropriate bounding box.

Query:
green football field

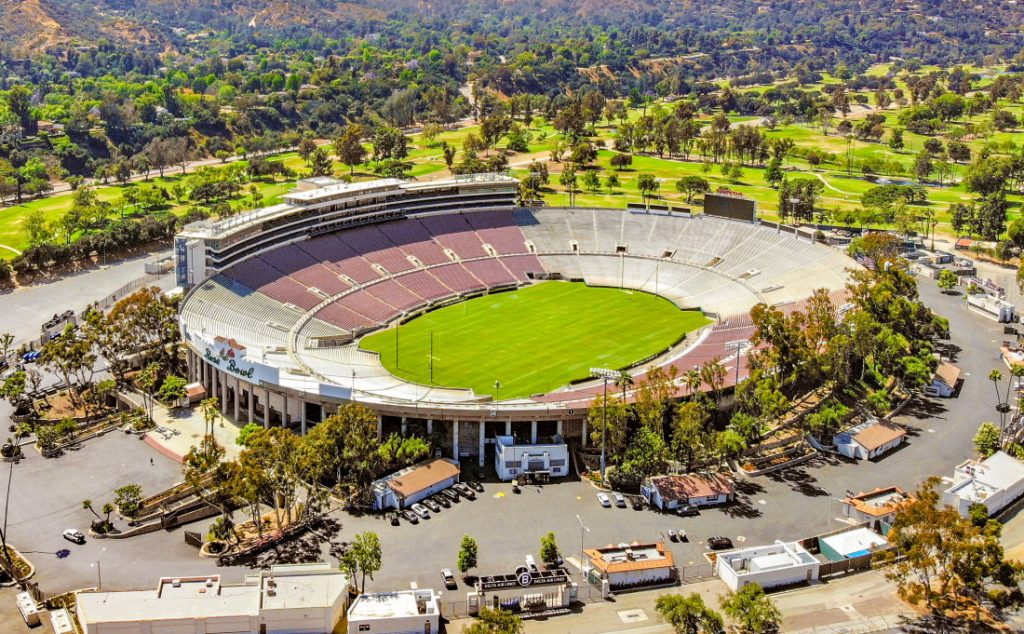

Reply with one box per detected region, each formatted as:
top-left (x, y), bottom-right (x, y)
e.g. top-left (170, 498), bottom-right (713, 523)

top-left (358, 281), bottom-right (712, 399)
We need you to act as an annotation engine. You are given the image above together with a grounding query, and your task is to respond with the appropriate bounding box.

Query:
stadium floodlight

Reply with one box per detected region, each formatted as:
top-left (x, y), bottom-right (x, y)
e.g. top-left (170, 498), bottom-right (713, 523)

top-left (492, 380), bottom-right (502, 417)
top-left (724, 339), bottom-right (752, 387)
top-left (590, 368), bottom-right (617, 481)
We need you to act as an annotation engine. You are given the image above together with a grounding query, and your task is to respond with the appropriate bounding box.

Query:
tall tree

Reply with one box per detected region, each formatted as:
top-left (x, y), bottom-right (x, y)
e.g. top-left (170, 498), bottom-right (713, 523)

top-left (655, 593), bottom-right (724, 634)
top-left (335, 124), bottom-right (367, 174)
top-left (719, 583), bottom-right (782, 633)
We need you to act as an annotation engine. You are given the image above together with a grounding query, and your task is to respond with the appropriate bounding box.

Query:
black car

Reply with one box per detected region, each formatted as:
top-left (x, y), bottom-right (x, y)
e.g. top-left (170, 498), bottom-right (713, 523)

top-left (630, 496), bottom-right (645, 510)
top-left (389, 512), bottom-right (401, 526)
top-left (421, 498), bottom-right (441, 513)
top-left (467, 481), bottom-right (485, 493)
top-left (677, 504), bottom-right (700, 517)
top-left (454, 483), bottom-right (476, 499)
top-left (401, 510), bottom-right (420, 524)
top-left (707, 536), bottom-right (734, 550)
top-left (441, 489), bottom-right (461, 503)
top-left (433, 494), bottom-right (451, 508)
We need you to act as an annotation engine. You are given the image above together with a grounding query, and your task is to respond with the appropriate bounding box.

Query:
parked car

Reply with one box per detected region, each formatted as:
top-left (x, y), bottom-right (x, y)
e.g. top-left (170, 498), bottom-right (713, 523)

top-left (597, 492), bottom-right (611, 507)
top-left (677, 529), bottom-right (688, 542)
top-left (454, 483), bottom-right (476, 500)
top-left (677, 504), bottom-right (700, 517)
top-left (401, 510), bottom-right (419, 524)
top-left (613, 492), bottom-right (627, 508)
top-left (62, 529), bottom-right (85, 544)
top-left (467, 481), bottom-right (485, 493)
top-left (707, 536), bottom-right (734, 550)
top-left (442, 489), bottom-right (461, 503)
top-left (389, 512), bottom-right (401, 526)
top-left (421, 498), bottom-right (441, 513)
top-left (411, 503), bottom-right (430, 519)
top-left (668, 529), bottom-right (678, 542)
top-left (433, 494), bottom-right (450, 508)
top-left (512, 479), bottom-right (521, 494)
top-left (525, 554), bottom-right (538, 573)
top-left (630, 496), bottom-right (645, 510)
top-left (441, 568), bottom-right (457, 590)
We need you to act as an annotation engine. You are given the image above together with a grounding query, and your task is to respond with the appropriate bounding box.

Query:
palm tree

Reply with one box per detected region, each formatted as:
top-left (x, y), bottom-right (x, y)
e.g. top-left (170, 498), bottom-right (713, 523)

top-left (990, 369), bottom-right (1003, 405)
top-left (101, 503), bottom-right (114, 525)
top-left (684, 369), bottom-right (701, 399)
top-left (82, 499), bottom-right (100, 520)
top-left (615, 370), bottom-right (634, 402)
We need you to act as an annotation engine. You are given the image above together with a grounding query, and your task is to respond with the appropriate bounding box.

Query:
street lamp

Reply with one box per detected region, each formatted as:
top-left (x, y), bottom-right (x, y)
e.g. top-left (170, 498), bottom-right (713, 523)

top-left (92, 547), bottom-right (106, 590)
top-left (575, 514), bottom-right (590, 580)
top-left (591, 368), bottom-right (617, 481)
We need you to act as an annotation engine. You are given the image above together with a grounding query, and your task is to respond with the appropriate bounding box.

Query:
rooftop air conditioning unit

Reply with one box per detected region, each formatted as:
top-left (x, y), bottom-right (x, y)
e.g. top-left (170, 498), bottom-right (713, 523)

top-left (171, 579), bottom-right (181, 588)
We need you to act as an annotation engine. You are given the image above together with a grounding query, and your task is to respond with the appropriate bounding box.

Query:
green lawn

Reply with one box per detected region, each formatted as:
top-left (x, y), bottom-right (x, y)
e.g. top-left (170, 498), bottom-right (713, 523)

top-left (358, 281), bottom-right (711, 399)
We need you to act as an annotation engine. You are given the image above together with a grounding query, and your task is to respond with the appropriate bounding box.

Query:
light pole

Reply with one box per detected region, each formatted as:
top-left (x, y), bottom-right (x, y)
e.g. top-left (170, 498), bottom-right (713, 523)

top-left (493, 380), bottom-right (502, 419)
top-left (92, 547), bottom-right (106, 590)
top-left (591, 368), bottom-right (617, 481)
top-left (725, 340), bottom-right (751, 388)
top-left (825, 497), bottom-right (846, 532)
top-left (575, 514), bottom-right (590, 580)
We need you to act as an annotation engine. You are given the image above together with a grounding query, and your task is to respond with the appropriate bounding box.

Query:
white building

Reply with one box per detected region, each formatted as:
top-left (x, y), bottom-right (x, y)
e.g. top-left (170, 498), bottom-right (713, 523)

top-left (967, 293), bottom-right (1015, 323)
top-left (943, 451), bottom-right (1024, 517)
top-left (347, 589), bottom-right (440, 634)
top-left (371, 458), bottom-right (461, 510)
top-left (715, 541), bottom-right (820, 591)
top-left (583, 542), bottom-right (675, 588)
top-left (76, 563), bottom-right (350, 634)
top-left (926, 361), bottom-right (961, 398)
top-left (493, 435), bottom-right (569, 482)
top-left (641, 473), bottom-right (735, 510)
top-left (832, 420), bottom-right (906, 460)
top-left (818, 527), bottom-right (888, 561)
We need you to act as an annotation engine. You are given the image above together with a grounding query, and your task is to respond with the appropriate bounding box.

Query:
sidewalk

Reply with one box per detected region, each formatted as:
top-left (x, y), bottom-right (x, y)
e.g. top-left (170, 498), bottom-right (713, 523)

top-left (445, 571), bottom-right (914, 634)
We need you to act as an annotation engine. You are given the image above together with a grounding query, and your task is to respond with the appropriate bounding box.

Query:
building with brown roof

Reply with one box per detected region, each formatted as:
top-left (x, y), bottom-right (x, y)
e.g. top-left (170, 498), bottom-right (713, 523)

top-left (841, 486), bottom-right (913, 525)
top-left (833, 420), bottom-right (906, 460)
top-left (584, 542), bottom-right (675, 588)
top-left (371, 458), bottom-right (461, 510)
top-left (641, 473), bottom-right (735, 511)
top-left (927, 361), bottom-right (961, 398)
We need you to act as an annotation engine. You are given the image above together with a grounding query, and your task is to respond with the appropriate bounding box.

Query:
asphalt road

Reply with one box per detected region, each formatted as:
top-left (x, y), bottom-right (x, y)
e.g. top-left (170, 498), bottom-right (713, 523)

top-left (0, 249), bottom-right (174, 345)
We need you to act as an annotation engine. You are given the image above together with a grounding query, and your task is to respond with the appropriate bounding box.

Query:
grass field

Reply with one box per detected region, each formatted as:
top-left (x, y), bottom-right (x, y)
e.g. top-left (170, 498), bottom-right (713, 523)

top-left (358, 281), bottom-right (711, 399)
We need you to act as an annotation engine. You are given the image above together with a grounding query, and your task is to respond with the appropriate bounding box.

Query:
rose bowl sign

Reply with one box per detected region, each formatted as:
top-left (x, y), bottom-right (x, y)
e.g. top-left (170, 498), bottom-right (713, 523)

top-left (201, 336), bottom-right (278, 383)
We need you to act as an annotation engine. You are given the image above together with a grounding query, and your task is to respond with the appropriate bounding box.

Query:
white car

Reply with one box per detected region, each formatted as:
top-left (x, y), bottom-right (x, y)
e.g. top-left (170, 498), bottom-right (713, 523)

top-left (62, 528), bottom-right (85, 544)
top-left (597, 493), bottom-right (611, 507)
top-left (613, 492), bottom-right (627, 507)
top-left (411, 503), bottom-right (430, 519)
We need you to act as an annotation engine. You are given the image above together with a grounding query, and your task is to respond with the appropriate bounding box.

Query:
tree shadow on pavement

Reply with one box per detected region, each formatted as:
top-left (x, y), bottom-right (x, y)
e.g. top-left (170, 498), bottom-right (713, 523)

top-left (721, 478), bottom-right (763, 518)
top-left (899, 397), bottom-right (948, 420)
top-left (767, 465), bottom-right (829, 497)
top-left (897, 613), bottom-right (989, 633)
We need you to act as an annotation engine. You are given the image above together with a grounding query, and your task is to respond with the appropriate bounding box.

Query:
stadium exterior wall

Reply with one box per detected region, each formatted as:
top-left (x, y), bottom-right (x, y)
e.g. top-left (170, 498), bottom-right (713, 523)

top-left (183, 345), bottom-right (590, 465)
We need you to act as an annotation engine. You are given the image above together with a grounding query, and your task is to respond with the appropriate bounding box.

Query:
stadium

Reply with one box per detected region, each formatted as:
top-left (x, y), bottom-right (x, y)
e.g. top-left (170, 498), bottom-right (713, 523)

top-left (175, 173), bottom-right (855, 463)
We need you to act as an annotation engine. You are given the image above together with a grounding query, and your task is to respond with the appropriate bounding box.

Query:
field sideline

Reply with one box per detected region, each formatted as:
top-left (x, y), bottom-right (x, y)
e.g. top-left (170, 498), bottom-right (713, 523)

top-left (358, 281), bottom-right (711, 399)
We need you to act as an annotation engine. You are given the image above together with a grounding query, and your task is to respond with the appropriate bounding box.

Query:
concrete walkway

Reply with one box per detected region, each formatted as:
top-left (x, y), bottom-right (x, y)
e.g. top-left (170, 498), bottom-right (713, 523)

top-left (128, 397), bottom-right (243, 463)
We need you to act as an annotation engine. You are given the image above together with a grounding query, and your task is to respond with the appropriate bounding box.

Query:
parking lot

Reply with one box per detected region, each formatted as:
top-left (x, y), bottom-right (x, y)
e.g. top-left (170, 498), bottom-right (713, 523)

top-left (3, 430), bottom-right (229, 593)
